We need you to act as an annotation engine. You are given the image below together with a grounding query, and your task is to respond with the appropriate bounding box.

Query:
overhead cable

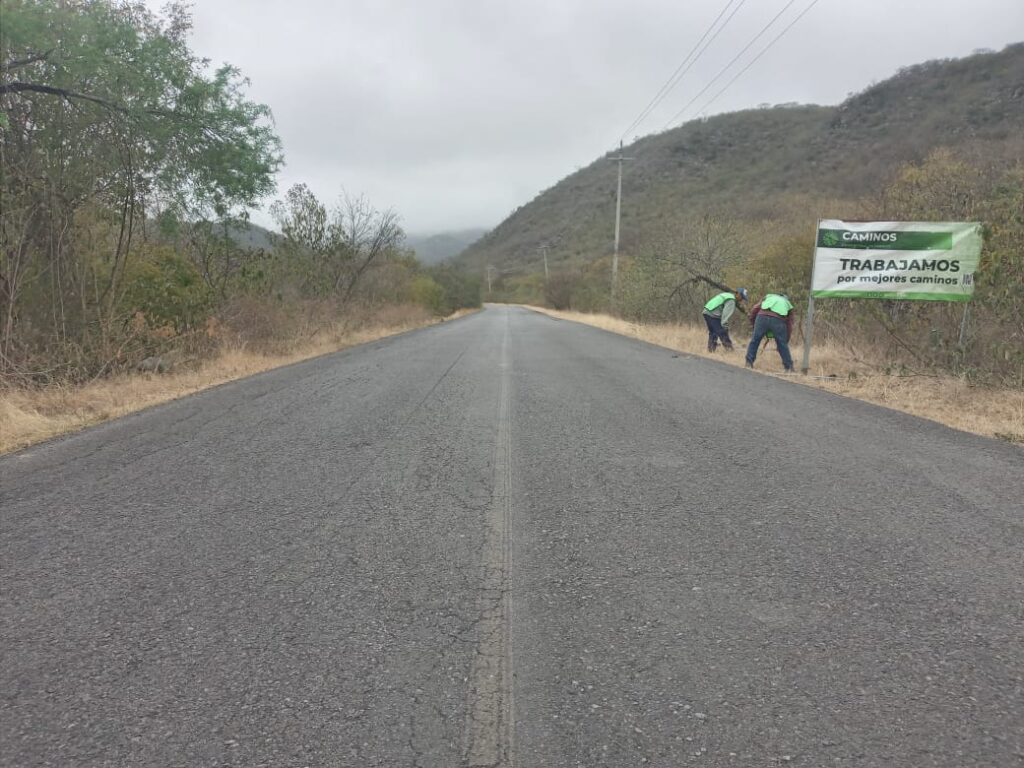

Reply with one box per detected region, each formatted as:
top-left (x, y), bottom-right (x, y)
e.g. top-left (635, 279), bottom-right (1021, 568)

top-left (693, 0), bottom-right (823, 116)
top-left (620, 0), bottom-right (749, 142)
top-left (662, 0), bottom-right (800, 129)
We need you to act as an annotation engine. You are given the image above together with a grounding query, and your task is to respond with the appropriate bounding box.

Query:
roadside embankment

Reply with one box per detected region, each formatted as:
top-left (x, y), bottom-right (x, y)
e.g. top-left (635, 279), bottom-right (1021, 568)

top-left (526, 306), bottom-right (1023, 444)
top-left (0, 306), bottom-right (474, 454)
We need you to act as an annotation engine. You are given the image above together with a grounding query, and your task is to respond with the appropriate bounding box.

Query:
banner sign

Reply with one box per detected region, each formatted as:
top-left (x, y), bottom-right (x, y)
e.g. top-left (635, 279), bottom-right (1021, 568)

top-left (812, 220), bottom-right (983, 301)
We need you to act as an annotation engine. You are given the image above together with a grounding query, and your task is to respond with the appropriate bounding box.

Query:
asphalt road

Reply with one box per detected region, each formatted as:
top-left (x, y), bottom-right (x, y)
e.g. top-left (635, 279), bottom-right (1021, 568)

top-left (2, 304), bottom-right (1022, 767)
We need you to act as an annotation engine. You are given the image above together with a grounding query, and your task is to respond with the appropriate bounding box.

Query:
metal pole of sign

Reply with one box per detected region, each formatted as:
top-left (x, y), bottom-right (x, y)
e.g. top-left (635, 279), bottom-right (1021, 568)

top-left (958, 303), bottom-right (970, 347)
top-left (801, 296), bottom-right (815, 375)
top-left (800, 220), bottom-right (821, 375)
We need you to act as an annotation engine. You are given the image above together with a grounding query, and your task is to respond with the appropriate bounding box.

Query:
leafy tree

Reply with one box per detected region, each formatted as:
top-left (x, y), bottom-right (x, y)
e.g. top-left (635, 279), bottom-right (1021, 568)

top-left (426, 265), bottom-right (481, 313)
top-left (409, 275), bottom-right (445, 314)
top-left (1, 0), bottom-right (281, 376)
top-left (544, 270), bottom-right (578, 310)
top-left (121, 246), bottom-right (211, 334)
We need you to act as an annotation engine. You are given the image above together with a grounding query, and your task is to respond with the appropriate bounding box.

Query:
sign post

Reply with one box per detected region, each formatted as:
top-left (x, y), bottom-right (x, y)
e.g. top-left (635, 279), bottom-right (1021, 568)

top-left (802, 219), bottom-right (983, 373)
top-left (800, 220), bottom-right (821, 374)
top-left (800, 294), bottom-right (816, 375)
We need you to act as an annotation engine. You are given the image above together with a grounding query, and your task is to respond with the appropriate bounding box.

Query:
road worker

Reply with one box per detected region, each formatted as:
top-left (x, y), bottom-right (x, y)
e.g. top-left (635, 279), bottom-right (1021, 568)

top-left (702, 287), bottom-right (747, 352)
top-left (746, 293), bottom-right (795, 372)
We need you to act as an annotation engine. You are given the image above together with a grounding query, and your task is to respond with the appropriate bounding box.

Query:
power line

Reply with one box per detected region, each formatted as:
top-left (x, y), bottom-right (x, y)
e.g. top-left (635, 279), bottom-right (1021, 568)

top-left (620, 0), bottom-right (749, 142)
top-left (620, 0), bottom-right (746, 140)
top-left (662, 0), bottom-right (801, 129)
top-left (694, 0), bottom-right (823, 116)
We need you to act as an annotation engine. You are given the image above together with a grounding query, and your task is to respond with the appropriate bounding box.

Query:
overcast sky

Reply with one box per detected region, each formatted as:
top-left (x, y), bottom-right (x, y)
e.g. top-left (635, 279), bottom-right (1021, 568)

top-left (159, 1), bottom-right (1024, 233)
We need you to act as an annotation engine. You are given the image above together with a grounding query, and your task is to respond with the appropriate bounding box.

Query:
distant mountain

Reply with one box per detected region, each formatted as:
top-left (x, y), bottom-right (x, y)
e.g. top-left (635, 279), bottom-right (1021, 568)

top-left (456, 43), bottom-right (1024, 276)
top-left (406, 229), bottom-right (488, 265)
top-left (215, 221), bottom-right (488, 264)
top-left (225, 221), bottom-right (276, 251)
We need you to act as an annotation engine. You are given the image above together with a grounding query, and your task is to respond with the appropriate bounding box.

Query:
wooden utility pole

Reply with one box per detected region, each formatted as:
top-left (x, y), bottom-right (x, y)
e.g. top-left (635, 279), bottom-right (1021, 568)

top-left (539, 245), bottom-right (550, 281)
top-left (609, 141), bottom-right (633, 307)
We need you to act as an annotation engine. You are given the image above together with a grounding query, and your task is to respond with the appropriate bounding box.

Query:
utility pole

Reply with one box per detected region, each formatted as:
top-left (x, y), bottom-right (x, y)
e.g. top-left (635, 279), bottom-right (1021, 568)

top-left (539, 245), bottom-right (550, 281)
top-left (609, 140), bottom-right (633, 307)
top-left (486, 265), bottom-right (496, 294)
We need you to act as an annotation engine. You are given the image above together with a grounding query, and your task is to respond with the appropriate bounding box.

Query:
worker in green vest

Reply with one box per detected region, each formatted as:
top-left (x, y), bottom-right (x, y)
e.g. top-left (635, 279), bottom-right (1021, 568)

top-left (702, 288), bottom-right (747, 352)
top-left (746, 293), bottom-right (795, 371)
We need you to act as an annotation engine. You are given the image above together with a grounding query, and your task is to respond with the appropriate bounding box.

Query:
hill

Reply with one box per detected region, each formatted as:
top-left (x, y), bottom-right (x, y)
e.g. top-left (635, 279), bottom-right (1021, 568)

top-left (225, 220), bottom-right (277, 251)
top-left (456, 43), bottom-right (1024, 278)
top-left (406, 229), bottom-right (488, 264)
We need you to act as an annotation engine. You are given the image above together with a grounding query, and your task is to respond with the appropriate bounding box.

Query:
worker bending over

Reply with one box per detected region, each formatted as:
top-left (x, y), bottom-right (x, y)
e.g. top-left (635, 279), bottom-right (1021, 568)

top-left (746, 293), bottom-right (795, 372)
top-left (702, 288), bottom-right (747, 352)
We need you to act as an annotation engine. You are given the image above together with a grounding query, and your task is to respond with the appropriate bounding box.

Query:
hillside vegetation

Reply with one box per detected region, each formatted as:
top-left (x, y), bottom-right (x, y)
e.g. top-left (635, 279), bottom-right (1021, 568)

top-left (459, 44), bottom-right (1024, 382)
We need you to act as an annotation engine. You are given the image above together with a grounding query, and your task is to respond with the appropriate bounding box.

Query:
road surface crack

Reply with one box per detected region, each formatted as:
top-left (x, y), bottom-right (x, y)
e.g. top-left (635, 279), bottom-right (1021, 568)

top-left (463, 313), bottom-right (515, 767)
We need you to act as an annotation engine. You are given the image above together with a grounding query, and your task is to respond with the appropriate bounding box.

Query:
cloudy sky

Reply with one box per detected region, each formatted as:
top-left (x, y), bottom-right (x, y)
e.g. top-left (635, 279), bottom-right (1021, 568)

top-left (160, 0), bottom-right (1023, 233)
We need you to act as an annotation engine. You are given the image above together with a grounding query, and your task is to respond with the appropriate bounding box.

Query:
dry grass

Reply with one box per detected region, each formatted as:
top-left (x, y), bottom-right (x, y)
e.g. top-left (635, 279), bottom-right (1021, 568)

top-left (527, 306), bottom-right (1024, 443)
top-left (1, 305), bottom-right (466, 455)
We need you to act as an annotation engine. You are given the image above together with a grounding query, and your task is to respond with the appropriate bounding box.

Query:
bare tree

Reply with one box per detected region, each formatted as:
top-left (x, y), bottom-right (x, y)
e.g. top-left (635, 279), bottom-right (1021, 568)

top-left (270, 185), bottom-right (403, 301)
top-left (631, 213), bottom-right (745, 319)
top-left (335, 194), bottom-right (403, 300)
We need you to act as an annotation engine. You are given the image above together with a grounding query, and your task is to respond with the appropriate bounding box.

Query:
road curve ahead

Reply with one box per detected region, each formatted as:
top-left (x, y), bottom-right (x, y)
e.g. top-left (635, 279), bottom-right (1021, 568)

top-left (2, 305), bottom-right (1022, 767)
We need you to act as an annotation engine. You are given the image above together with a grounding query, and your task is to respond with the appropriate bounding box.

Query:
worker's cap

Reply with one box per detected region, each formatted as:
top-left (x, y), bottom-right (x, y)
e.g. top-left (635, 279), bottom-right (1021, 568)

top-left (736, 288), bottom-right (749, 301)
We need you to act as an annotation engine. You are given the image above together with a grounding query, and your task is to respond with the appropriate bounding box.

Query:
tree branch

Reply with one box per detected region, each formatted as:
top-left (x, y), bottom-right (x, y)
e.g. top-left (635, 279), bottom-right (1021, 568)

top-left (2, 50), bottom-right (54, 71)
top-left (0, 81), bottom-right (122, 111)
top-left (0, 81), bottom-right (188, 122)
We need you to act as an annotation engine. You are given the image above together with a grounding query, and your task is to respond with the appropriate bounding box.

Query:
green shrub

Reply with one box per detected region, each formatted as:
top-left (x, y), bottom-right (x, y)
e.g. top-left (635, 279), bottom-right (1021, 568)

top-left (121, 247), bottom-right (212, 333)
top-left (409, 275), bottom-right (446, 315)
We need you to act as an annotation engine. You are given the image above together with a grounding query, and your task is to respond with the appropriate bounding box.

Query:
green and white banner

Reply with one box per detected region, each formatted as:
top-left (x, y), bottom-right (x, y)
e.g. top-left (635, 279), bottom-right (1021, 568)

top-left (812, 220), bottom-right (983, 301)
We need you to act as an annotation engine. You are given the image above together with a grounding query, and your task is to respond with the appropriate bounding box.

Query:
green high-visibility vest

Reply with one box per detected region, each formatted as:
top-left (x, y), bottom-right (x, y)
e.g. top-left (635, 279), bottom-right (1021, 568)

top-left (703, 292), bottom-right (735, 313)
top-left (761, 294), bottom-right (793, 316)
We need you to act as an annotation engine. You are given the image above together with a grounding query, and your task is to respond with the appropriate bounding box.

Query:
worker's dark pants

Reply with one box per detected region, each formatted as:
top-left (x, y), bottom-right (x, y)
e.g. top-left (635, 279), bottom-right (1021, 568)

top-left (746, 314), bottom-right (794, 370)
top-left (703, 313), bottom-right (733, 351)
